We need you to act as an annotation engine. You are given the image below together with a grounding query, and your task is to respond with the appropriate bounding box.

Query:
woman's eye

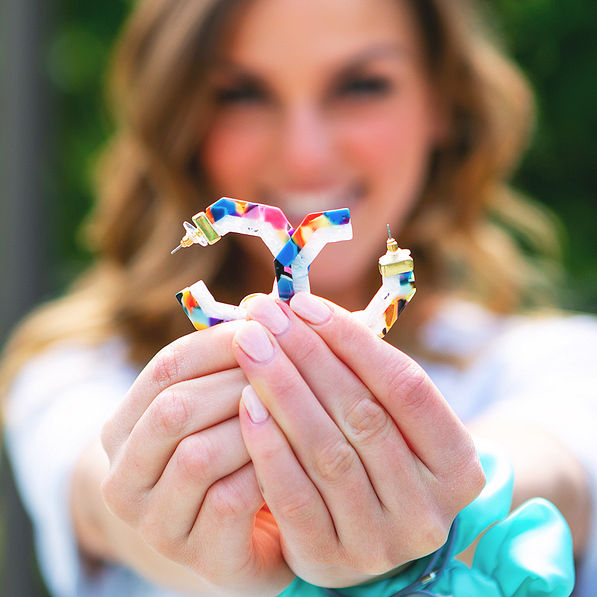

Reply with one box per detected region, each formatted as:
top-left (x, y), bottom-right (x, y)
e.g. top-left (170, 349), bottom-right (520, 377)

top-left (214, 84), bottom-right (268, 106)
top-left (336, 76), bottom-right (393, 99)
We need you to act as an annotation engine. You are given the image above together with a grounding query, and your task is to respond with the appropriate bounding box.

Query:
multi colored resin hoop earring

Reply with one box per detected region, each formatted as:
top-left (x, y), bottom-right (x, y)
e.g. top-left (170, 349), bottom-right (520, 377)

top-left (172, 197), bottom-right (415, 337)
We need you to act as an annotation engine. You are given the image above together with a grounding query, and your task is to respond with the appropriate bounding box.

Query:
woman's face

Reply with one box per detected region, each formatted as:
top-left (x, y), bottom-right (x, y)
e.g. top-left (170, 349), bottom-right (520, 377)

top-left (203, 0), bottom-right (442, 301)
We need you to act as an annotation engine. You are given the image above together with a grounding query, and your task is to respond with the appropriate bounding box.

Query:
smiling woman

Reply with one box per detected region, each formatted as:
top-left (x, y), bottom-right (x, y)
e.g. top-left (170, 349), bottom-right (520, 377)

top-left (0, 0), bottom-right (545, 376)
top-left (1, 1), bottom-right (595, 597)
top-left (202, 0), bottom-right (440, 305)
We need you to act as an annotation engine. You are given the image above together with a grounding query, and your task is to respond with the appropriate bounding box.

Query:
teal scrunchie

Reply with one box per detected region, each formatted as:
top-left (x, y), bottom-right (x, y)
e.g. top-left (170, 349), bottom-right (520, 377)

top-left (278, 440), bottom-right (575, 597)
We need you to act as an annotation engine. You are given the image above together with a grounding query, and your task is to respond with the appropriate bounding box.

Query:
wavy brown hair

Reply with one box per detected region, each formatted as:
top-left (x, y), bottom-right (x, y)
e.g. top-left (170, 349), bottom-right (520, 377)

top-left (0, 0), bottom-right (560, 395)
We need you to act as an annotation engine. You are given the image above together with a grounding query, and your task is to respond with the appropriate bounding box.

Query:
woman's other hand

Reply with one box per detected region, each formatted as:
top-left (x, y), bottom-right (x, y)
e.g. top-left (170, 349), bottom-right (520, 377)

top-left (234, 293), bottom-right (485, 588)
top-left (98, 321), bottom-right (294, 596)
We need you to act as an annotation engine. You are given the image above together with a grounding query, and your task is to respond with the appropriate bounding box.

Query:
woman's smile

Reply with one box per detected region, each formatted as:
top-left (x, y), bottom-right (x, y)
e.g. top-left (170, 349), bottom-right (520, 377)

top-left (261, 183), bottom-right (365, 227)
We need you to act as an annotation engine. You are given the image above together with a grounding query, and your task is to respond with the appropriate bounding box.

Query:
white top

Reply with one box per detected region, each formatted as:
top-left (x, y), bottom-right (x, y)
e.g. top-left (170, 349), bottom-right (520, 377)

top-left (4, 300), bottom-right (597, 597)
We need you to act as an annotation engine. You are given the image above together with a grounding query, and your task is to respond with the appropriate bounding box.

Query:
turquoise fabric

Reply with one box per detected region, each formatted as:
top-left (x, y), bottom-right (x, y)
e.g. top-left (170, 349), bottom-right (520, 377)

top-left (278, 441), bottom-right (575, 596)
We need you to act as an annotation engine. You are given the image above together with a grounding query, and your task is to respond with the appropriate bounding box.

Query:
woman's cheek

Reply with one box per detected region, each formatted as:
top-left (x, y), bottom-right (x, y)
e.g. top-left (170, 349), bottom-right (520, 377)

top-left (204, 117), bottom-right (271, 196)
top-left (339, 110), bottom-right (412, 176)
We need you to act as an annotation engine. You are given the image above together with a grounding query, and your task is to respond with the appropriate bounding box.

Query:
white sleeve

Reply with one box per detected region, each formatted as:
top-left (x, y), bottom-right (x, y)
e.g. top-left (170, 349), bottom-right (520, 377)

top-left (3, 340), bottom-right (140, 597)
top-left (475, 314), bottom-right (597, 597)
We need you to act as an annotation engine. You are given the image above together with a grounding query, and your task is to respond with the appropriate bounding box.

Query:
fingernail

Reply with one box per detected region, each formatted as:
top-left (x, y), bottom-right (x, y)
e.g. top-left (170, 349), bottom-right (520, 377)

top-left (289, 293), bottom-right (331, 324)
top-left (242, 385), bottom-right (269, 424)
top-left (238, 293), bottom-right (263, 309)
top-left (235, 320), bottom-right (275, 362)
top-left (249, 296), bottom-right (290, 335)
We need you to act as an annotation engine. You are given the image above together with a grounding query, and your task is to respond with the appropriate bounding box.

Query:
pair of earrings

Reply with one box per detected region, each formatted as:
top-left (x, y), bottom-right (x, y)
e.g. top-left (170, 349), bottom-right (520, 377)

top-left (172, 197), bottom-right (415, 337)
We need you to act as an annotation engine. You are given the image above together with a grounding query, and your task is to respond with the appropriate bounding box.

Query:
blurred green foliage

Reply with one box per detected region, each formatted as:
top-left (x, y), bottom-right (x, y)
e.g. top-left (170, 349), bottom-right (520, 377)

top-left (491, 0), bottom-right (597, 311)
top-left (45, 0), bottom-right (131, 289)
top-left (47, 0), bottom-right (596, 310)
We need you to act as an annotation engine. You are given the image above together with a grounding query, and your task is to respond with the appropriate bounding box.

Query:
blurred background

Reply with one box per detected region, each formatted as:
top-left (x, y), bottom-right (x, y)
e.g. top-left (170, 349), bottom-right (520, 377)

top-left (1, 0), bottom-right (595, 594)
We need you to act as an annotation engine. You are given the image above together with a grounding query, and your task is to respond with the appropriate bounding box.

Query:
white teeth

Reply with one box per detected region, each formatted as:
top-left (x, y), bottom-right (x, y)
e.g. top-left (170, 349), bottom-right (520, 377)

top-left (272, 187), bottom-right (359, 215)
top-left (284, 192), bottom-right (340, 206)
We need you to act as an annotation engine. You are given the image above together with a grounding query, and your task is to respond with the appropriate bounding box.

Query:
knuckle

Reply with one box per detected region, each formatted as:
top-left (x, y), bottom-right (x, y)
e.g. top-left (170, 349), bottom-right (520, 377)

top-left (101, 474), bottom-right (140, 523)
top-left (336, 316), bottom-right (365, 347)
top-left (262, 371), bottom-right (304, 406)
top-left (150, 343), bottom-right (184, 390)
top-left (344, 397), bottom-right (391, 443)
top-left (387, 360), bottom-right (432, 413)
top-left (257, 441), bottom-right (285, 469)
top-left (207, 478), bottom-right (255, 521)
top-left (138, 513), bottom-right (182, 557)
top-left (292, 334), bottom-right (322, 364)
top-left (412, 514), bottom-right (451, 558)
top-left (344, 547), bottom-right (384, 577)
top-left (276, 493), bottom-right (318, 525)
top-left (100, 417), bottom-right (117, 458)
top-left (313, 437), bottom-right (358, 484)
top-left (341, 537), bottom-right (399, 577)
top-left (357, 554), bottom-right (397, 577)
top-left (343, 527), bottom-right (404, 576)
top-left (150, 388), bottom-right (189, 437)
top-left (100, 474), bottom-right (118, 512)
top-left (445, 447), bottom-right (486, 509)
top-left (174, 434), bottom-right (214, 483)
top-left (470, 458), bottom-right (487, 497)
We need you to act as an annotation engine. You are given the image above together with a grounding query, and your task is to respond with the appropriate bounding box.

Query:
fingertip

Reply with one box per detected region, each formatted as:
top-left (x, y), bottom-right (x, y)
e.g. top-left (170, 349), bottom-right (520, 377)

top-left (244, 294), bottom-right (291, 336)
top-left (289, 292), bottom-right (332, 325)
top-left (239, 292), bottom-right (267, 310)
top-left (233, 320), bottom-right (276, 363)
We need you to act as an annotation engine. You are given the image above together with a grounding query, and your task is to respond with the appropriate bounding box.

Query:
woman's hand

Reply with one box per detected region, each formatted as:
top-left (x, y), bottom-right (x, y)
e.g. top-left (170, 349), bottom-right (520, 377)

top-left (234, 293), bottom-right (485, 588)
top-left (100, 321), bottom-right (294, 596)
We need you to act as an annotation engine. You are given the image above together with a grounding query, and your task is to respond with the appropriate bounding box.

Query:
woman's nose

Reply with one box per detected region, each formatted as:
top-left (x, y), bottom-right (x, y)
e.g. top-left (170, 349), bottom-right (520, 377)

top-left (277, 104), bottom-right (337, 186)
